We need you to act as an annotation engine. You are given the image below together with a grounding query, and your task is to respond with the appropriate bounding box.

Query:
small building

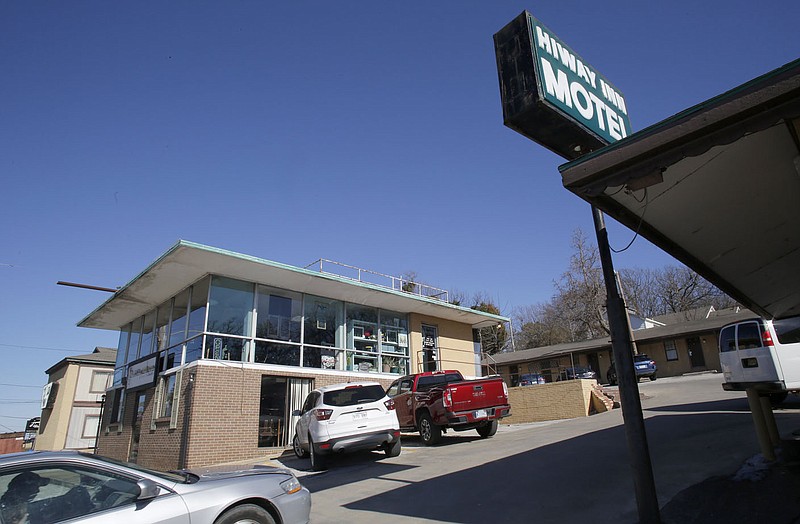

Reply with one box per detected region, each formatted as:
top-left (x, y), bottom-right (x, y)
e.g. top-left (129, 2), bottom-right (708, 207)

top-left (35, 347), bottom-right (116, 452)
top-left (78, 241), bottom-right (508, 470)
top-left (489, 307), bottom-right (751, 386)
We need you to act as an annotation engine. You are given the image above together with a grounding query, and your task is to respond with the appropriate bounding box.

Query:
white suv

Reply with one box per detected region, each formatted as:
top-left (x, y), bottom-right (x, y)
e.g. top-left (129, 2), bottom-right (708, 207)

top-left (292, 381), bottom-right (401, 470)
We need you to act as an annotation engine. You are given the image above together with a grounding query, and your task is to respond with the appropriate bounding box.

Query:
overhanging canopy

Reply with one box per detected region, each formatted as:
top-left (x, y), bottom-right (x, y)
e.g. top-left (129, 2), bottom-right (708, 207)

top-left (560, 59), bottom-right (800, 320)
top-left (78, 241), bottom-right (508, 331)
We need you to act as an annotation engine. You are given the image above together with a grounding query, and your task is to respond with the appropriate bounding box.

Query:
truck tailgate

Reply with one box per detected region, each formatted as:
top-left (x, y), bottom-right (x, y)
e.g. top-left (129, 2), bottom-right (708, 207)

top-left (447, 378), bottom-right (507, 412)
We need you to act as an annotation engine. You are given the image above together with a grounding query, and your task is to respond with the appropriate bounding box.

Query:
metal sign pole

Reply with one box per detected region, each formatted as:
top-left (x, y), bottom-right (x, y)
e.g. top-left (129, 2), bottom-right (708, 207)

top-left (592, 205), bottom-right (661, 524)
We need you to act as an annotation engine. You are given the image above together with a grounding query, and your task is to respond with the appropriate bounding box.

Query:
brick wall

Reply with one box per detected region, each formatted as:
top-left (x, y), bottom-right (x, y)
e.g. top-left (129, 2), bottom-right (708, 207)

top-left (98, 361), bottom-right (398, 470)
top-left (504, 379), bottom-right (596, 423)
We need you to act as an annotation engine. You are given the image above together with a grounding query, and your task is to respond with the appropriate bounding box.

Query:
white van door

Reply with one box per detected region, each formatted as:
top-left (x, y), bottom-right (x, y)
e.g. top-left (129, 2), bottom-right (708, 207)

top-left (771, 316), bottom-right (800, 389)
top-left (719, 320), bottom-right (781, 384)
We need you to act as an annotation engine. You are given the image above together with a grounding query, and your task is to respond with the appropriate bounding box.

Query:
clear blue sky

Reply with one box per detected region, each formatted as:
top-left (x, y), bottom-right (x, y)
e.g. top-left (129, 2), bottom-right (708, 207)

top-left (2, 2), bottom-right (798, 431)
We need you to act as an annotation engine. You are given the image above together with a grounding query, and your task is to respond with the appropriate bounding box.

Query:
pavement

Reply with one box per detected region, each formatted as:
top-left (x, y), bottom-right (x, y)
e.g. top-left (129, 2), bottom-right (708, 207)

top-left (660, 440), bottom-right (800, 524)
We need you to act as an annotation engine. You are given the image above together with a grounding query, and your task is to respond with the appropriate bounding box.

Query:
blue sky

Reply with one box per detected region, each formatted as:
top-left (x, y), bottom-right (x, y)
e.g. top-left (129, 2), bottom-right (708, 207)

top-left (2, 2), bottom-right (798, 431)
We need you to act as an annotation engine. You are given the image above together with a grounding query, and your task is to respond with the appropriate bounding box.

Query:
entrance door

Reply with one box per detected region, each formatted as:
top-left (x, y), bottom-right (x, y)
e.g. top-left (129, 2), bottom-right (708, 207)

top-left (128, 392), bottom-right (147, 463)
top-left (259, 376), bottom-right (313, 448)
top-left (687, 337), bottom-right (705, 368)
top-left (421, 325), bottom-right (439, 372)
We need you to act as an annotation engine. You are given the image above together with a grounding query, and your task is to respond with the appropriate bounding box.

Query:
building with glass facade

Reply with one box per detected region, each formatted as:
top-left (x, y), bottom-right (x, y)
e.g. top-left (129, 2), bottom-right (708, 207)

top-left (80, 241), bottom-right (508, 469)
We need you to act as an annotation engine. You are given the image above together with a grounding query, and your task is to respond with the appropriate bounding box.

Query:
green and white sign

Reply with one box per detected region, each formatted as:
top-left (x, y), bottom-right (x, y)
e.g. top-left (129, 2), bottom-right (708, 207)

top-left (529, 15), bottom-right (630, 144)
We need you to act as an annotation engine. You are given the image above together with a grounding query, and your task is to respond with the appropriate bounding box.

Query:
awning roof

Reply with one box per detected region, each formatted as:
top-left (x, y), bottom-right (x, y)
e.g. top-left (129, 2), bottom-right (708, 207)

top-left (78, 241), bottom-right (508, 331)
top-left (560, 59), bottom-right (800, 320)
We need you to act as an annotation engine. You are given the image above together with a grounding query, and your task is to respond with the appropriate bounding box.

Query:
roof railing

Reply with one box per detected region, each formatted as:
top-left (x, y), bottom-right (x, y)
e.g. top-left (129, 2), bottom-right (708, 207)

top-left (304, 258), bottom-right (449, 302)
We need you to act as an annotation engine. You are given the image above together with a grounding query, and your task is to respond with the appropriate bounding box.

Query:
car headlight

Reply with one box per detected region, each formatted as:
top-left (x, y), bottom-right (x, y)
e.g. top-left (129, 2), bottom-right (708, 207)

top-left (280, 476), bottom-right (303, 495)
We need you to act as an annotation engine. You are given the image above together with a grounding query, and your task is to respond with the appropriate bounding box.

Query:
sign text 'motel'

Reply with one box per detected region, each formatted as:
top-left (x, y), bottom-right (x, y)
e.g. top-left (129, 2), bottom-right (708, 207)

top-left (494, 11), bottom-right (631, 160)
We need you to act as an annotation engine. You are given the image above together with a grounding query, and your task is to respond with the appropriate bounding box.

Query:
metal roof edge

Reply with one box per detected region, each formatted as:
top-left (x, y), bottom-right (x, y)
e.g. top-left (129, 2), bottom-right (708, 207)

top-left (558, 57), bottom-right (800, 175)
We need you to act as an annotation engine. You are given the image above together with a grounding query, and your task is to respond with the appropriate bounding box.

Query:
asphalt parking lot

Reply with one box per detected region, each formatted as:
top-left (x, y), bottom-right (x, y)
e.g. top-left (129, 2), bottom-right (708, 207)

top-left (272, 374), bottom-right (800, 523)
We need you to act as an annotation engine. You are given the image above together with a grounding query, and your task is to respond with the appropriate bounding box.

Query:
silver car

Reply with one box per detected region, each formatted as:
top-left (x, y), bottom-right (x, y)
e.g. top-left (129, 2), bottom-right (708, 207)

top-left (0, 451), bottom-right (310, 524)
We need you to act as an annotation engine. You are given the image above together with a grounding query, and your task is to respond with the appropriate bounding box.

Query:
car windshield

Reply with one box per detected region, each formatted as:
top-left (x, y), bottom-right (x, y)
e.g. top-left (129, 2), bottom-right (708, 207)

top-left (323, 385), bottom-right (386, 407)
top-left (634, 355), bottom-right (651, 362)
top-left (79, 452), bottom-right (188, 483)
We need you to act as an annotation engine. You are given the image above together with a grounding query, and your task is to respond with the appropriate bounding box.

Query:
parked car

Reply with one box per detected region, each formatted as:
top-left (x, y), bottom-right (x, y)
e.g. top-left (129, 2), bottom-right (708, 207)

top-left (606, 354), bottom-right (657, 385)
top-left (519, 373), bottom-right (546, 386)
top-left (292, 381), bottom-right (401, 471)
top-left (558, 367), bottom-right (597, 381)
top-left (719, 315), bottom-right (800, 405)
top-left (386, 370), bottom-right (511, 445)
top-left (0, 450), bottom-right (310, 524)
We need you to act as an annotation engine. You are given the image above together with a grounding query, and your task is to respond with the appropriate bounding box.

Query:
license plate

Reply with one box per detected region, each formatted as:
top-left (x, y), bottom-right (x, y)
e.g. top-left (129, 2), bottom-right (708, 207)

top-left (474, 409), bottom-right (487, 419)
top-left (636, 364), bottom-right (647, 369)
top-left (353, 412), bottom-right (368, 420)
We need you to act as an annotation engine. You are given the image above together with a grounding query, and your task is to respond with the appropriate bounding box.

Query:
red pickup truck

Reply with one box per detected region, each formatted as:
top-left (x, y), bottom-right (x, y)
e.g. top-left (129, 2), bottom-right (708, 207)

top-left (386, 370), bottom-right (511, 445)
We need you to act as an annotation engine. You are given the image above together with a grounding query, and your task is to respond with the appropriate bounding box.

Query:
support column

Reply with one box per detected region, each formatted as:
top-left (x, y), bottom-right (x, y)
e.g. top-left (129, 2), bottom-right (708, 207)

top-left (758, 395), bottom-right (780, 447)
top-left (746, 388), bottom-right (776, 461)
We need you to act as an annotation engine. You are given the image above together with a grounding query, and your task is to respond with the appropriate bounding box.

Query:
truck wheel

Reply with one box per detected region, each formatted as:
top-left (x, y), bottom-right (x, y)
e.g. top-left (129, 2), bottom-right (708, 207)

top-left (418, 412), bottom-right (441, 446)
top-left (309, 434), bottom-right (327, 471)
top-left (477, 420), bottom-right (498, 438)
top-left (384, 438), bottom-right (401, 457)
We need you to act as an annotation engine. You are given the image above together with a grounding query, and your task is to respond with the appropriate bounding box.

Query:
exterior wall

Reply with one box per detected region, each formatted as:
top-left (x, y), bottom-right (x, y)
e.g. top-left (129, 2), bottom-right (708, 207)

top-left (37, 363), bottom-right (110, 452)
top-left (636, 331), bottom-right (721, 377)
top-left (97, 361), bottom-right (398, 470)
top-left (35, 366), bottom-right (74, 451)
top-left (504, 380), bottom-right (597, 423)
top-left (409, 313), bottom-right (477, 377)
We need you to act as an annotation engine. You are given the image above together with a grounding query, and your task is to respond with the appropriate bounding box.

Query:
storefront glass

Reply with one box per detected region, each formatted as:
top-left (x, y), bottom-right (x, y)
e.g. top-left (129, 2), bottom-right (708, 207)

top-left (207, 276), bottom-right (254, 337)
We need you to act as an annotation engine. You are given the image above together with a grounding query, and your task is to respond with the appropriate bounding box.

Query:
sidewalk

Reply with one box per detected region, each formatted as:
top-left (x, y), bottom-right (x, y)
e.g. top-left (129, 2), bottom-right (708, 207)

top-left (660, 452), bottom-right (800, 523)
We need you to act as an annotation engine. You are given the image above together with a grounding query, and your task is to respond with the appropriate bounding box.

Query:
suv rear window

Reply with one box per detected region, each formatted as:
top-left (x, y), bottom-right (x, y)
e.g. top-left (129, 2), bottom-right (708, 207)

top-left (323, 385), bottom-right (385, 407)
top-left (773, 316), bottom-right (800, 344)
top-left (633, 355), bottom-right (651, 363)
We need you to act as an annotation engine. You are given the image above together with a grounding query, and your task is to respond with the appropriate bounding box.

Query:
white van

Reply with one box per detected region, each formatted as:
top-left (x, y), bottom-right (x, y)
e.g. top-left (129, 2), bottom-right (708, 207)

top-left (718, 315), bottom-right (800, 403)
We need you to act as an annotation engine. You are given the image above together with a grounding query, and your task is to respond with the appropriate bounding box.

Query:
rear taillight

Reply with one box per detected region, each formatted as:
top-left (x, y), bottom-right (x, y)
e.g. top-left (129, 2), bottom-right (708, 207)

top-left (502, 382), bottom-right (509, 397)
top-left (313, 408), bottom-right (333, 421)
top-left (650, 360), bottom-right (656, 366)
top-left (443, 389), bottom-right (452, 408)
top-left (762, 329), bottom-right (775, 348)
top-left (384, 398), bottom-right (396, 410)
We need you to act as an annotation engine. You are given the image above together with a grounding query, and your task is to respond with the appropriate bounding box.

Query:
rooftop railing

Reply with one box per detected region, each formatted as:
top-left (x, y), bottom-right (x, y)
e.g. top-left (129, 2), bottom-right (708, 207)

top-left (304, 258), bottom-right (449, 302)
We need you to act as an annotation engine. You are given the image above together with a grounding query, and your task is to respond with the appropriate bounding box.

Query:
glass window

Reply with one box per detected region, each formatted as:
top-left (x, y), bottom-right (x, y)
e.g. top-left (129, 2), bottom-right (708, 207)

top-left (109, 388), bottom-right (124, 425)
top-left (184, 336), bottom-right (203, 364)
top-left (115, 325), bottom-right (130, 370)
top-left (127, 317), bottom-right (143, 364)
top-left (773, 316), bottom-right (800, 344)
top-left (204, 336), bottom-right (246, 362)
top-left (719, 325), bottom-right (736, 352)
top-left (159, 374), bottom-right (177, 419)
top-left (256, 286), bottom-right (301, 343)
top-left (303, 296), bottom-right (343, 348)
top-left (169, 289), bottom-right (190, 347)
top-left (0, 465), bottom-right (142, 522)
top-left (737, 322), bottom-right (763, 349)
top-left (664, 340), bottom-right (679, 361)
top-left (139, 311), bottom-right (156, 358)
top-left (379, 310), bottom-right (409, 374)
top-left (254, 341), bottom-right (300, 367)
top-left (187, 278), bottom-right (209, 339)
top-left (163, 345), bottom-right (182, 371)
top-left (154, 304), bottom-right (171, 353)
top-left (207, 276), bottom-right (254, 336)
top-left (322, 384), bottom-right (386, 406)
top-left (303, 346), bottom-right (344, 370)
top-left (90, 371), bottom-right (112, 393)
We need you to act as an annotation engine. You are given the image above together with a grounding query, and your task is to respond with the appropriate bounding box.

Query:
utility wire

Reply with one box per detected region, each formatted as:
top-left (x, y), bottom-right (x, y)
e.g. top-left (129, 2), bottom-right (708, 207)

top-left (0, 343), bottom-right (86, 353)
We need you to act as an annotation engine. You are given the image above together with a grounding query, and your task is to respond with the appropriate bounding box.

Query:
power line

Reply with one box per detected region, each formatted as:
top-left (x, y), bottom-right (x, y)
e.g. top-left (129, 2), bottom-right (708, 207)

top-left (0, 343), bottom-right (86, 353)
top-left (0, 384), bottom-right (42, 388)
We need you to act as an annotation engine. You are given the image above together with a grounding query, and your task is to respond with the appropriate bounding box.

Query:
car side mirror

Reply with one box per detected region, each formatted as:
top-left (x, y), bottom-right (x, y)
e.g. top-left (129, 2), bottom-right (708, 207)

top-left (136, 479), bottom-right (161, 500)
top-left (291, 409), bottom-right (302, 416)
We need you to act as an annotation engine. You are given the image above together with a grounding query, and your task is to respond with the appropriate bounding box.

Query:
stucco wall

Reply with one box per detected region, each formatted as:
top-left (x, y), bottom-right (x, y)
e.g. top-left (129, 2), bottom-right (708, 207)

top-left (409, 313), bottom-right (477, 376)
